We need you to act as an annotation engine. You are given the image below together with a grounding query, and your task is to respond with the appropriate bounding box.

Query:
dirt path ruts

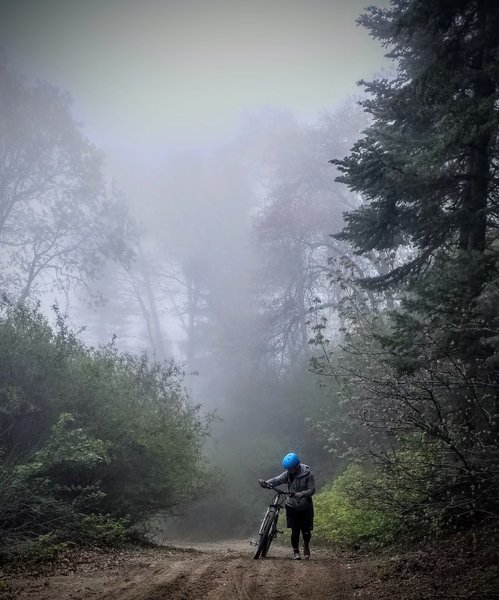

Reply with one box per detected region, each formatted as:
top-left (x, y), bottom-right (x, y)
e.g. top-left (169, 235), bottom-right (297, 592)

top-left (3, 542), bottom-right (358, 600)
top-left (4, 535), bottom-right (499, 599)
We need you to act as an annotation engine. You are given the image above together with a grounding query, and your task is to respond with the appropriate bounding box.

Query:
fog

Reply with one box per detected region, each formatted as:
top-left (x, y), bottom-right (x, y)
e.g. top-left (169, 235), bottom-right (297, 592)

top-left (0, 0), bottom-right (389, 538)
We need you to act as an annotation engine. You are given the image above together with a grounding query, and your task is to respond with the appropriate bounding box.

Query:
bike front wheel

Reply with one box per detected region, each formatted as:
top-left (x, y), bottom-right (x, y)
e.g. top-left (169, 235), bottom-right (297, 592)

top-left (253, 511), bottom-right (275, 559)
top-left (262, 513), bottom-right (278, 557)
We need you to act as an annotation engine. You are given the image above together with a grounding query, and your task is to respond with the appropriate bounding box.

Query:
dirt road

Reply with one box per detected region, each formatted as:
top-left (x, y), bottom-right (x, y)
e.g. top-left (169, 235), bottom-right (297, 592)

top-left (2, 541), bottom-right (363, 600)
top-left (3, 535), bottom-right (499, 599)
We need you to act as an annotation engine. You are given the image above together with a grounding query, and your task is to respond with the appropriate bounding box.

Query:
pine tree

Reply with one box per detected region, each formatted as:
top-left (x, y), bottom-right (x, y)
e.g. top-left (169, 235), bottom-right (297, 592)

top-left (333, 0), bottom-right (499, 288)
top-left (328, 1), bottom-right (499, 529)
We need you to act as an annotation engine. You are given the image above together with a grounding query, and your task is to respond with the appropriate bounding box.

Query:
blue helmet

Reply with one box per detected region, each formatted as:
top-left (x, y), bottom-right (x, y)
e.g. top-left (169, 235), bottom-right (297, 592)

top-left (282, 452), bottom-right (300, 470)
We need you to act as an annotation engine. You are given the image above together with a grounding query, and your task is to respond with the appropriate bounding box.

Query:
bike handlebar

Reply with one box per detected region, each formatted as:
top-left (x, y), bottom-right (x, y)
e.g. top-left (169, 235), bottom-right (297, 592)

top-left (262, 486), bottom-right (289, 495)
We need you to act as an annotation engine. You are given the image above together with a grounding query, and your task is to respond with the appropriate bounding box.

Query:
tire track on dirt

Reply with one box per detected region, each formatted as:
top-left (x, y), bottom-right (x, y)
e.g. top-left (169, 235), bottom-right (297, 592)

top-left (102, 556), bottom-right (228, 600)
top-left (101, 553), bottom-right (353, 600)
top-left (203, 554), bottom-right (355, 600)
top-left (3, 544), bottom-right (357, 600)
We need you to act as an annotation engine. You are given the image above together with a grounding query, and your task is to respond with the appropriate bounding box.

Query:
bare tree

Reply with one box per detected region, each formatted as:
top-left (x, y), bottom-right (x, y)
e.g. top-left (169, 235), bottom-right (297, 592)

top-left (0, 63), bottom-right (133, 303)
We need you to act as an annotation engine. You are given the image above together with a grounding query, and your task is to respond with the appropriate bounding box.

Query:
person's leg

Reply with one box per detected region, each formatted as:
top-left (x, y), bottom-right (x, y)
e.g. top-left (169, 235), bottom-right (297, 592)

top-left (302, 505), bottom-right (314, 559)
top-left (291, 527), bottom-right (301, 559)
top-left (286, 506), bottom-right (301, 559)
top-left (302, 529), bottom-right (311, 558)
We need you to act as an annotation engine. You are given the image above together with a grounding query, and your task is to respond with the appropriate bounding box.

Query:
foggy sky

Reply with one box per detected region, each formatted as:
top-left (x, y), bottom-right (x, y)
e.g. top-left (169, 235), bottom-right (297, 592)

top-left (0, 0), bottom-right (387, 150)
top-left (0, 0), bottom-right (390, 264)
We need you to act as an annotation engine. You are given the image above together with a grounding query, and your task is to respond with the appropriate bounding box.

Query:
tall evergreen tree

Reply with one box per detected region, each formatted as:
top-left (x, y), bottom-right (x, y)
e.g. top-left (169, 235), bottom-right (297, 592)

top-left (334, 0), bottom-right (499, 287)
top-left (325, 0), bottom-right (499, 529)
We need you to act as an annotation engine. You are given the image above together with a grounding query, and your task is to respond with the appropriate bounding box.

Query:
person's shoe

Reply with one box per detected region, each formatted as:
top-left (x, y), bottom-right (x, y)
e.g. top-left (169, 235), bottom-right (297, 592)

top-left (304, 544), bottom-right (310, 559)
top-left (293, 551), bottom-right (301, 560)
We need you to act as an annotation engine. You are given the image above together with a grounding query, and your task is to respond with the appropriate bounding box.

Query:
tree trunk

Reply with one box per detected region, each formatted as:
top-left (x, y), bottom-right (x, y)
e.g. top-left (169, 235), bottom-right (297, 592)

top-left (458, 0), bottom-right (497, 253)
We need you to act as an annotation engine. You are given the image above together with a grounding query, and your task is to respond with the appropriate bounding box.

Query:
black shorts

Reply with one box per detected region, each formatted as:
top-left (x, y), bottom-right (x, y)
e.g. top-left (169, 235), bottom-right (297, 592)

top-left (285, 505), bottom-right (314, 531)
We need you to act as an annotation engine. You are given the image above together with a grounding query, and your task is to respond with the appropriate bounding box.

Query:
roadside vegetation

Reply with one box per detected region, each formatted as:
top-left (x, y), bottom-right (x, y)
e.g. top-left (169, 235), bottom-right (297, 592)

top-left (0, 302), bottom-right (211, 560)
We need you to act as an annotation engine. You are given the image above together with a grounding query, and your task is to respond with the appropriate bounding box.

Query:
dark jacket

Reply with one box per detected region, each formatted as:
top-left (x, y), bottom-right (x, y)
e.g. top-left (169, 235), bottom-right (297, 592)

top-left (265, 463), bottom-right (315, 511)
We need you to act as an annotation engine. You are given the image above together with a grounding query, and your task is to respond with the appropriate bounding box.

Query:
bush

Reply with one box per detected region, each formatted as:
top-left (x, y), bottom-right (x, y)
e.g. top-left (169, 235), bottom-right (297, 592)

top-left (314, 464), bottom-right (399, 547)
top-left (0, 302), bottom-right (212, 555)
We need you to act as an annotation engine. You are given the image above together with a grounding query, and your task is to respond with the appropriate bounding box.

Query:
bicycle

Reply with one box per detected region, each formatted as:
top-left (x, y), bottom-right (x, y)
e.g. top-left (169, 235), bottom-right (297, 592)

top-left (253, 486), bottom-right (289, 559)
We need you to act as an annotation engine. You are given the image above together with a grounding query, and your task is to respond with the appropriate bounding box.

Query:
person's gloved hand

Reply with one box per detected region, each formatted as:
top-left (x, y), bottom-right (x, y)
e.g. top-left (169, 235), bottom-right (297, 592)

top-left (293, 491), bottom-right (304, 499)
top-left (258, 478), bottom-right (268, 488)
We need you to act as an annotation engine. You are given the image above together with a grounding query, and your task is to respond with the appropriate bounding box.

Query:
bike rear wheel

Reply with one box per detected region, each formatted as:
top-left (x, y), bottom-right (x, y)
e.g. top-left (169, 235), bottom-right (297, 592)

top-left (253, 511), bottom-right (275, 559)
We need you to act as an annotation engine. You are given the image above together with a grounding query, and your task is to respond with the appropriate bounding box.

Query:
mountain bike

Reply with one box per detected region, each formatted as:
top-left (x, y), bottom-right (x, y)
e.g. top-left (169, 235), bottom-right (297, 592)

top-left (253, 486), bottom-right (289, 559)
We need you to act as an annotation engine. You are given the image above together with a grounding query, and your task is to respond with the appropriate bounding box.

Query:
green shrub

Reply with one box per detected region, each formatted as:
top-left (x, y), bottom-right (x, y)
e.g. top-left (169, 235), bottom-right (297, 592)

top-left (0, 302), bottom-right (212, 555)
top-left (314, 464), bottom-right (399, 547)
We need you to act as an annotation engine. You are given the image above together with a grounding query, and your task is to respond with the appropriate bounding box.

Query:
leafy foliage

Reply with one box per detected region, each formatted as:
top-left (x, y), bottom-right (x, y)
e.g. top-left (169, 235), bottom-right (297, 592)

top-left (311, 262), bottom-right (499, 536)
top-left (314, 465), bottom-right (398, 546)
top-left (0, 301), bottom-right (211, 556)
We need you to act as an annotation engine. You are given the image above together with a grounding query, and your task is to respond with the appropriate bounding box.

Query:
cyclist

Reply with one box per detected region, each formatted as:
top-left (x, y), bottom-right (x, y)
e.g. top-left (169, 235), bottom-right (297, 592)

top-left (258, 452), bottom-right (315, 560)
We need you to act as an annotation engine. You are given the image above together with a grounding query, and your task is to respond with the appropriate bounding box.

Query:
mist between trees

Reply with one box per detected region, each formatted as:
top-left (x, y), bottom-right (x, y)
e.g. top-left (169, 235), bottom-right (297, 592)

top-left (1, 0), bottom-right (499, 557)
